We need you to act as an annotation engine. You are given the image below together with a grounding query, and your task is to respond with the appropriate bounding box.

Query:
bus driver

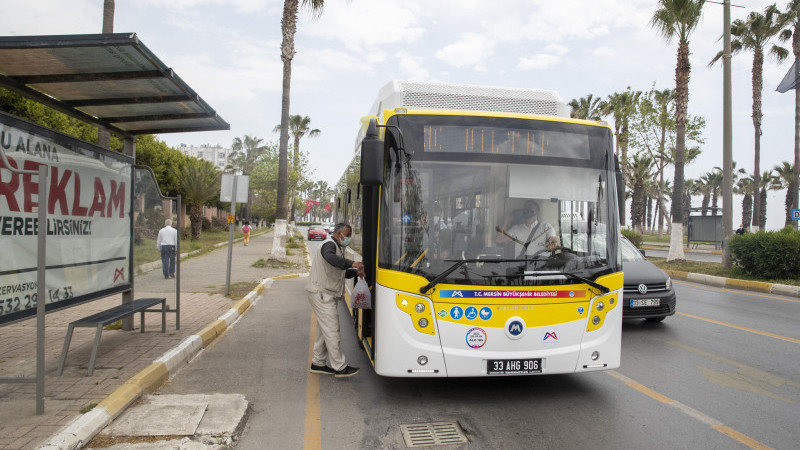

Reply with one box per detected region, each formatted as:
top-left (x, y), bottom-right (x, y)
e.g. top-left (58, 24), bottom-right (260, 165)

top-left (495, 199), bottom-right (559, 258)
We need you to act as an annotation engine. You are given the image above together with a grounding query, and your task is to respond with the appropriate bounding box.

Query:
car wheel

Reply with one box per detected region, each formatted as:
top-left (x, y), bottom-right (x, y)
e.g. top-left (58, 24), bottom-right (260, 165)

top-left (645, 316), bottom-right (666, 323)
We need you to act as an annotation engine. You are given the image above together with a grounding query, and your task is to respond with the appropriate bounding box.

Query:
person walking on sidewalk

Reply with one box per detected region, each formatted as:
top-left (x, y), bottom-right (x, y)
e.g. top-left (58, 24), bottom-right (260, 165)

top-left (306, 222), bottom-right (365, 378)
top-left (157, 218), bottom-right (178, 279)
top-left (242, 220), bottom-right (251, 246)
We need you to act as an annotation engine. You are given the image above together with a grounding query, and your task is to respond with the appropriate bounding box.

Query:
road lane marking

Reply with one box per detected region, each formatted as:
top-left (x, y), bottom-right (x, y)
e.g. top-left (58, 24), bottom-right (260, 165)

top-left (673, 280), bottom-right (800, 304)
top-left (668, 340), bottom-right (800, 392)
top-left (304, 313), bottom-right (322, 450)
top-left (677, 312), bottom-right (800, 345)
top-left (606, 371), bottom-right (773, 450)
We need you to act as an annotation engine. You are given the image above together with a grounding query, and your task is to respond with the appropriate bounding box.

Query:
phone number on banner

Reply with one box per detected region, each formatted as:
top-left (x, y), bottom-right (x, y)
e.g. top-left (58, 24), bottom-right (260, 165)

top-left (0, 286), bottom-right (75, 316)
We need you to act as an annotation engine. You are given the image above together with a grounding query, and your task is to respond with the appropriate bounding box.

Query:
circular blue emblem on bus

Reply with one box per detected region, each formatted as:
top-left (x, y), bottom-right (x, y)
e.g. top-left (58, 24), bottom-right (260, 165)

top-left (504, 317), bottom-right (526, 340)
top-left (402, 214), bottom-right (412, 224)
top-left (465, 306), bottom-right (478, 320)
top-left (449, 306), bottom-right (464, 320)
top-left (479, 307), bottom-right (492, 320)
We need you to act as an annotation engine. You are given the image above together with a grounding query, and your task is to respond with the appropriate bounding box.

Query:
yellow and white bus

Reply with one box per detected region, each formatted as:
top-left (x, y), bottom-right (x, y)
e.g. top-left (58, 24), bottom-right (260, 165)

top-left (334, 81), bottom-right (623, 377)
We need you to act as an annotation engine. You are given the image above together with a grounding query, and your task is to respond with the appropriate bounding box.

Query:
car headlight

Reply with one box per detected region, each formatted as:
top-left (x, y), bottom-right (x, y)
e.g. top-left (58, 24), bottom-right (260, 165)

top-left (665, 277), bottom-right (672, 290)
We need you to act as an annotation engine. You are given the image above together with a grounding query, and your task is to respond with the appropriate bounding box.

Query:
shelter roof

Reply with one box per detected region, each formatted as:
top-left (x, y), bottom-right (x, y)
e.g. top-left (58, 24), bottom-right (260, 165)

top-left (0, 33), bottom-right (229, 137)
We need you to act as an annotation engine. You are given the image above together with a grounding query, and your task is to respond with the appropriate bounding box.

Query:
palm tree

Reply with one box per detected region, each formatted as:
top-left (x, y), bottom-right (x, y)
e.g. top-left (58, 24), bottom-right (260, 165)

top-left (735, 174), bottom-right (755, 229)
top-left (601, 88), bottom-right (641, 225)
top-left (706, 169), bottom-right (724, 215)
top-left (273, 115), bottom-right (320, 222)
top-left (174, 159), bottom-right (221, 240)
top-left (779, 1), bottom-right (800, 230)
top-left (696, 174), bottom-right (713, 216)
top-left (773, 161), bottom-right (797, 225)
top-left (227, 135), bottom-right (267, 221)
top-left (629, 152), bottom-right (654, 233)
top-left (711, 5), bottom-right (788, 231)
top-left (568, 94), bottom-right (605, 120)
top-left (97, 0), bottom-right (115, 150)
top-left (684, 178), bottom-right (700, 229)
top-left (651, 0), bottom-right (705, 261)
top-left (760, 169), bottom-right (778, 228)
top-left (276, 0), bottom-right (325, 224)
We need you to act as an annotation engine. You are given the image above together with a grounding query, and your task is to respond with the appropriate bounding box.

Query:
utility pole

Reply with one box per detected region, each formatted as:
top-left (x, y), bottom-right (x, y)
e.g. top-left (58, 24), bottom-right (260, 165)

top-left (722, 0), bottom-right (734, 268)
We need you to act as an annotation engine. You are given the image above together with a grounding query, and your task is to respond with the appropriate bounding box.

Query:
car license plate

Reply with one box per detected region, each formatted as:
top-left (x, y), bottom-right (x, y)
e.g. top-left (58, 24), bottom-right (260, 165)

top-left (487, 359), bottom-right (542, 374)
top-left (630, 298), bottom-right (660, 307)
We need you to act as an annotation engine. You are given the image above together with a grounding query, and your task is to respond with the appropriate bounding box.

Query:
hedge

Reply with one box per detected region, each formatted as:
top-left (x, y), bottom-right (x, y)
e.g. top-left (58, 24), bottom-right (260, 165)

top-left (728, 227), bottom-right (800, 279)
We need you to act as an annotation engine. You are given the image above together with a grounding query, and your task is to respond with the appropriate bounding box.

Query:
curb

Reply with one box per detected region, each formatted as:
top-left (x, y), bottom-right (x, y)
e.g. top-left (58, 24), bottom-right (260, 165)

top-left (664, 270), bottom-right (800, 297)
top-left (38, 272), bottom-right (307, 450)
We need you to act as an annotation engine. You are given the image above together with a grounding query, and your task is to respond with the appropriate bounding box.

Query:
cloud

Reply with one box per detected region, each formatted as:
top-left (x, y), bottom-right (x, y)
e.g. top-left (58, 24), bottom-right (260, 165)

top-left (393, 50), bottom-right (430, 80)
top-left (301, 0), bottom-right (424, 52)
top-left (517, 54), bottom-right (564, 71)
top-left (435, 33), bottom-right (495, 70)
top-left (3, 0), bottom-right (98, 35)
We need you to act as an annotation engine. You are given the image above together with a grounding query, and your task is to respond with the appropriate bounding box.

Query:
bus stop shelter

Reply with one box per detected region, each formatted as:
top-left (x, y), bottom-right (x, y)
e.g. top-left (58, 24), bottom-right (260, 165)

top-left (0, 33), bottom-right (229, 413)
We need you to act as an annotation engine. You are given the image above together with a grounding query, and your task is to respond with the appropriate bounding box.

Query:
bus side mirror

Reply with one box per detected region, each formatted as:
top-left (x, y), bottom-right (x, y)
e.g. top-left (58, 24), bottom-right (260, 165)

top-left (361, 119), bottom-right (384, 186)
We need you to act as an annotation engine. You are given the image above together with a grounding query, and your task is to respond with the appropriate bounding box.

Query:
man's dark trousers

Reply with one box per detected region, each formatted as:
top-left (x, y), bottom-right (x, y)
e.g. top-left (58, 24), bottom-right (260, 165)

top-left (160, 245), bottom-right (175, 278)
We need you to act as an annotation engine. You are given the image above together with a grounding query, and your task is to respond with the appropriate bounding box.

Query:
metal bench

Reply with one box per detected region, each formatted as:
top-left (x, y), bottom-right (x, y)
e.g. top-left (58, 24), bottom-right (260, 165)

top-left (57, 297), bottom-right (167, 376)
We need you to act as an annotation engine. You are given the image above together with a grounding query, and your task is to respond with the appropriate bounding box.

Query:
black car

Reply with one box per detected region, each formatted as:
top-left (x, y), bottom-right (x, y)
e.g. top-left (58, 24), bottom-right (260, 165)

top-left (620, 235), bottom-right (676, 322)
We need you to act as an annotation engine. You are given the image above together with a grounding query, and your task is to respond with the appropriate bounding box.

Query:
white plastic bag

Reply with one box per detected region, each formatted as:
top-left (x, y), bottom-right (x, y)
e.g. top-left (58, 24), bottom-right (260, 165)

top-left (351, 277), bottom-right (372, 309)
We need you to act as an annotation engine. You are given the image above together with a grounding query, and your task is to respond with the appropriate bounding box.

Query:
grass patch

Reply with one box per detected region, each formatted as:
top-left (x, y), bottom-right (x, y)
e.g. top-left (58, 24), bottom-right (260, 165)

top-left (209, 281), bottom-right (260, 300)
top-left (134, 228), bottom-right (271, 266)
top-left (80, 403), bottom-right (97, 414)
top-left (104, 320), bottom-right (122, 330)
top-left (649, 257), bottom-right (800, 286)
top-left (252, 259), bottom-right (267, 268)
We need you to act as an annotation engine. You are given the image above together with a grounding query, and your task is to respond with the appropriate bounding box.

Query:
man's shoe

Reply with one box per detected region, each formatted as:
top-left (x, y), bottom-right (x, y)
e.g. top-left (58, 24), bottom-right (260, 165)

top-left (309, 364), bottom-right (335, 375)
top-left (334, 365), bottom-right (360, 378)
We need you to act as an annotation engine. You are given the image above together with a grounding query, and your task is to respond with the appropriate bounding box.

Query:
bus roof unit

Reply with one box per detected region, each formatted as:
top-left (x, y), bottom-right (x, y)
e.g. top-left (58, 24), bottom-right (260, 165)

top-left (370, 80), bottom-right (570, 119)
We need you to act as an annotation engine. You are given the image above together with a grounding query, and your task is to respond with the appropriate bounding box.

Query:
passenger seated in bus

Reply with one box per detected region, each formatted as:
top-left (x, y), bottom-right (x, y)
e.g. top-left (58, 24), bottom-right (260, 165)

top-left (495, 199), bottom-right (559, 257)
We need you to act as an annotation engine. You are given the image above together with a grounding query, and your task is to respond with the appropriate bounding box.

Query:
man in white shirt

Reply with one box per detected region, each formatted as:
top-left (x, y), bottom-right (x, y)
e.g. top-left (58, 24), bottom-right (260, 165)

top-left (496, 200), bottom-right (558, 257)
top-left (156, 219), bottom-right (178, 279)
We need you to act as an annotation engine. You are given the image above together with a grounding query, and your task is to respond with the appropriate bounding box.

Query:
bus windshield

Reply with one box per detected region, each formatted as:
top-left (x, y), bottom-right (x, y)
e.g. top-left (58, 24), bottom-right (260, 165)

top-left (378, 119), bottom-right (619, 287)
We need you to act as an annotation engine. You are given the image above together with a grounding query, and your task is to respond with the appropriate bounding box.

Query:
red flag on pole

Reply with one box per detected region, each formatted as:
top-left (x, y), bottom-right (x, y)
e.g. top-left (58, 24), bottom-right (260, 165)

top-left (324, 202), bottom-right (331, 212)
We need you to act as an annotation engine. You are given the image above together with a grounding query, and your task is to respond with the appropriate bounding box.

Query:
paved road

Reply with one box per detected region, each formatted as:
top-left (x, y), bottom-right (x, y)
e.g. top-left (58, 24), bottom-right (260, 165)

top-left (155, 240), bottom-right (799, 449)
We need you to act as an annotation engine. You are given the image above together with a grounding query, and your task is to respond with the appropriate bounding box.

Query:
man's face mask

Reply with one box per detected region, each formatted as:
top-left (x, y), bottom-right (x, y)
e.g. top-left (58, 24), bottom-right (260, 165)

top-left (341, 236), bottom-right (352, 247)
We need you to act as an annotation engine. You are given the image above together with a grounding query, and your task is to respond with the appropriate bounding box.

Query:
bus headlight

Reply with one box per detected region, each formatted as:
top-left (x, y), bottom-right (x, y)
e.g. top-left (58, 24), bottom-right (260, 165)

top-left (417, 355), bottom-right (428, 366)
top-left (418, 318), bottom-right (429, 328)
top-left (592, 315), bottom-right (601, 326)
top-left (415, 303), bottom-right (426, 313)
top-left (596, 301), bottom-right (605, 312)
top-left (591, 351), bottom-right (600, 360)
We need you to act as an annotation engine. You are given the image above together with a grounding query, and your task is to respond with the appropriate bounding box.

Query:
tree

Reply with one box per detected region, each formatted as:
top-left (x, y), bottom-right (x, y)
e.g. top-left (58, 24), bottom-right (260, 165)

top-left (651, 0), bottom-right (706, 261)
top-left (629, 85), bottom-right (705, 238)
top-left (568, 94), bottom-right (605, 120)
top-left (228, 135), bottom-right (268, 221)
top-left (772, 161), bottom-right (797, 225)
top-left (173, 159), bottom-right (221, 240)
top-left (735, 174), bottom-right (755, 229)
top-left (276, 0), bottom-right (325, 223)
top-left (98, 0), bottom-right (115, 150)
top-left (711, 5), bottom-right (788, 231)
top-left (273, 114), bottom-right (320, 222)
top-left (760, 169), bottom-right (778, 228)
top-left (779, 0), bottom-right (800, 230)
top-left (601, 88), bottom-right (642, 225)
top-left (628, 152), bottom-right (654, 233)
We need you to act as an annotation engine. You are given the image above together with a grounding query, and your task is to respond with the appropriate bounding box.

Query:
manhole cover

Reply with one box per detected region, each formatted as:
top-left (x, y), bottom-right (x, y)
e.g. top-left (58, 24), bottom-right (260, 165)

top-left (400, 421), bottom-right (468, 448)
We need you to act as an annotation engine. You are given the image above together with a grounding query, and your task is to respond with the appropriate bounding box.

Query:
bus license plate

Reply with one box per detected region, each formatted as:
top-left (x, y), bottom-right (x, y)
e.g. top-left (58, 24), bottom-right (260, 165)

top-left (487, 359), bottom-right (542, 375)
top-left (631, 299), bottom-right (660, 307)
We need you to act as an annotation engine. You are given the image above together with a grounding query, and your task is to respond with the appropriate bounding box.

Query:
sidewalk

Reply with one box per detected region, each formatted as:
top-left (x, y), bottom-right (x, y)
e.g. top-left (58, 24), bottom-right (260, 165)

top-left (640, 240), bottom-right (722, 254)
top-left (0, 229), bottom-right (308, 450)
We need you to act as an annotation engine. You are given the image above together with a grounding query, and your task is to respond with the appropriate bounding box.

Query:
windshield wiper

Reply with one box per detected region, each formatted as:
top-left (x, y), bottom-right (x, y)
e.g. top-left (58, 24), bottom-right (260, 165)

top-left (419, 260), bottom-right (466, 294)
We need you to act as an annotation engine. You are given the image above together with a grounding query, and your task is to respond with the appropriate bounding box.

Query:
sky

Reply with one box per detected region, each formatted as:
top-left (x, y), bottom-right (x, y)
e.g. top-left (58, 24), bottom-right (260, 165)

top-left (4, 0), bottom-right (799, 230)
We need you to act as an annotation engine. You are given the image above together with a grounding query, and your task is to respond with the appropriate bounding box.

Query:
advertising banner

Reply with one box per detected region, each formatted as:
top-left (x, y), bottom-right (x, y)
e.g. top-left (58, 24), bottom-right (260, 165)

top-left (0, 112), bottom-right (133, 325)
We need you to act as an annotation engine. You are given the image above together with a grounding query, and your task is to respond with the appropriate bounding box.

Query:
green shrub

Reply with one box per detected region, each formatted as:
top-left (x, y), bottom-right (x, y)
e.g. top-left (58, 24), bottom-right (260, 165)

top-left (728, 227), bottom-right (800, 279)
top-left (621, 229), bottom-right (642, 247)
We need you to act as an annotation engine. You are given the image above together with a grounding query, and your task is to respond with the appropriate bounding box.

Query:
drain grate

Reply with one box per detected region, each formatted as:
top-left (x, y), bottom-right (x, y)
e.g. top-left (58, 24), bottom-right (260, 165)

top-left (400, 421), bottom-right (469, 448)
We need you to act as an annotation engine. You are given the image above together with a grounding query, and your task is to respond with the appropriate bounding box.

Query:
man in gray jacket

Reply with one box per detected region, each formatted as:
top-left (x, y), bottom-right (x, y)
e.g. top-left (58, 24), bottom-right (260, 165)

top-left (306, 223), bottom-right (365, 377)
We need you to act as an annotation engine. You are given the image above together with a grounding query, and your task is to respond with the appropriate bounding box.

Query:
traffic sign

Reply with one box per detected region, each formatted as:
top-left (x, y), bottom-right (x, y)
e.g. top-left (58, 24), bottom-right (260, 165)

top-left (793, 209), bottom-right (800, 220)
top-left (227, 215), bottom-right (235, 224)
